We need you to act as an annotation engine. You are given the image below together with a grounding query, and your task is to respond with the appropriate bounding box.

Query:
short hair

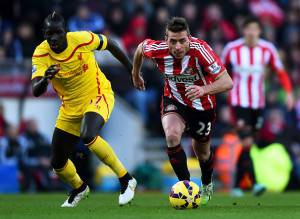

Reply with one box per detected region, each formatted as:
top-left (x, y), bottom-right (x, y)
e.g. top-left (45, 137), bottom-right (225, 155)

top-left (242, 16), bottom-right (262, 29)
top-left (166, 17), bottom-right (190, 35)
top-left (43, 11), bottom-right (65, 29)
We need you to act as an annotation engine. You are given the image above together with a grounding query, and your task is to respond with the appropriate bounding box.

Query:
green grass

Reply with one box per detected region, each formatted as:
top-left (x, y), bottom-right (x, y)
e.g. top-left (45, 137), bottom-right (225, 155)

top-left (0, 192), bottom-right (300, 219)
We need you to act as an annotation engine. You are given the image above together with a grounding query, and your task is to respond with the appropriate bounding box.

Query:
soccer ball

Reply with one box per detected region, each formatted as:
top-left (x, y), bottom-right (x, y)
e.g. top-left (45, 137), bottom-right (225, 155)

top-left (169, 180), bottom-right (201, 209)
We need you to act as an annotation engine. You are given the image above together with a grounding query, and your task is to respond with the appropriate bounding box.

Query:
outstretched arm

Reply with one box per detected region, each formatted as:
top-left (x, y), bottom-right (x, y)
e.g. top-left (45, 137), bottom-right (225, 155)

top-left (131, 42), bottom-right (145, 90)
top-left (276, 69), bottom-right (294, 110)
top-left (32, 64), bottom-right (60, 97)
top-left (105, 38), bottom-right (132, 74)
top-left (186, 70), bottom-right (233, 100)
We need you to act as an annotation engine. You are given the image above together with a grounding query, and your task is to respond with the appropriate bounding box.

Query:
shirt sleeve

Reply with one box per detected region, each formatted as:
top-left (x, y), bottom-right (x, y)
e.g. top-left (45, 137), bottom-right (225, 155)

top-left (141, 39), bottom-right (163, 59)
top-left (220, 43), bottom-right (231, 67)
top-left (268, 43), bottom-right (284, 72)
top-left (96, 34), bottom-right (108, 51)
top-left (79, 31), bottom-right (107, 51)
top-left (195, 41), bottom-right (226, 80)
top-left (31, 47), bottom-right (49, 80)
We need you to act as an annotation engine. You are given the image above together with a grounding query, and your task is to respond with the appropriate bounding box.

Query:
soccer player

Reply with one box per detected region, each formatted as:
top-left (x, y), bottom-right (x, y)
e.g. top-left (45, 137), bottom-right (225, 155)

top-left (132, 17), bottom-right (233, 205)
top-left (221, 17), bottom-right (294, 196)
top-left (31, 12), bottom-right (137, 207)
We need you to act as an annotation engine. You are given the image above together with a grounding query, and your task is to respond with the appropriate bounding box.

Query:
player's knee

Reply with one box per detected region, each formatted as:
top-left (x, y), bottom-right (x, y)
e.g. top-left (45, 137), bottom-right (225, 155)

top-left (165, 133), bottom-right (181, 147)
top-left (51, 156), bottom-right (67, 170)
top-left (80, 131), bottom-right (96, 145)
top-left (197, 150), bottom-right (210, 161)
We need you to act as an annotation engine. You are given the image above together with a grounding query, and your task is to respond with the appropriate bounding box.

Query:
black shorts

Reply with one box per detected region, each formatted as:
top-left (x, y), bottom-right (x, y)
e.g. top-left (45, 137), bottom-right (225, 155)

top-left (161, 96), bottom-right (216, 142)
top-left (231, 106), bottom-right (264, 131)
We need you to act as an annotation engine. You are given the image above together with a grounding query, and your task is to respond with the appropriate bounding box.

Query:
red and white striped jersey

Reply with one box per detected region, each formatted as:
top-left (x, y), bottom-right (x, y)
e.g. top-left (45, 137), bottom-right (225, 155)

top-left (142, 37), bottom-right (226, 111)
top-left (221, 38), bottom-right (284, 109)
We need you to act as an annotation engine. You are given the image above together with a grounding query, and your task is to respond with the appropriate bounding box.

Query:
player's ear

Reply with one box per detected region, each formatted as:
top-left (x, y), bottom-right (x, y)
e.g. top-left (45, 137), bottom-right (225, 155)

top-left (165, 29), bottom-right (168, 41)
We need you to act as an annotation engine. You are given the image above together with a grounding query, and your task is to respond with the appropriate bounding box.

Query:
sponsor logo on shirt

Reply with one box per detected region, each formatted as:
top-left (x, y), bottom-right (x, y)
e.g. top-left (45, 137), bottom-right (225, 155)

top-left (166, 67), bottom-right (200, 84)
top-left (208, 62), bottom-right (221, 74)
top-left (56, 64), bottom-right (89, 78)
top-left (235, 65), bottom-right (264, 74)
top-left (166, 73), bottom-right (200, 83)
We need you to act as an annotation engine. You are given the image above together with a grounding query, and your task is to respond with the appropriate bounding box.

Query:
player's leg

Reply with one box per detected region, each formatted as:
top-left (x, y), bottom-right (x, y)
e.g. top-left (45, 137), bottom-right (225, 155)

top-left (80, 111), bottom-right (136, 205)
top-left (192, 138), bottom-right (214, 205)
top-left (231, 107), bottom-right (253, 195)
top-left (232, 107), bottom-right (265, 196)
top-left (187, 109), bottom-right (216, 205)
top-left (162, 113), bottom-right (190, 181)
top-left (250, 109), bottom-right (266, 196)
top-left (51, 128), bottom-right (90, 207)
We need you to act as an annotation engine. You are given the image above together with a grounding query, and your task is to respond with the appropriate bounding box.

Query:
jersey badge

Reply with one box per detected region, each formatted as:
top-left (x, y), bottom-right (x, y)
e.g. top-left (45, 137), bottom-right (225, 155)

top-left (208, 62), bottom-right (221, 74)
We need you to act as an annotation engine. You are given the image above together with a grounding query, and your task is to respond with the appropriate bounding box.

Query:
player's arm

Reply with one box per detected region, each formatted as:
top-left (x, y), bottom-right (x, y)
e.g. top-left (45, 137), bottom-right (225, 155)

top-left (131, 42), bottom-right (145, 90)
top-left (32, 65), bottom-right (60, 97)
top-left (104, 38), bottom-right (133, 74)
top-left (186, 41), bottom-right (233, 100)
top-left (220, 44), bottom-right (233, 75)
top-left (269, 45), bottom-right (294, 110)
top-left (275, 69), bottom-right (294, 110)
top-left (186, 70), bottom-right (233, 100)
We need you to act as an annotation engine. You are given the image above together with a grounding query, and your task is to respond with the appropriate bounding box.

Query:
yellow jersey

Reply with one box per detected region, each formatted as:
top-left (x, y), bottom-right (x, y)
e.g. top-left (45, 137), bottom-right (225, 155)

top-left (32, 31), bottom-right (112, 111)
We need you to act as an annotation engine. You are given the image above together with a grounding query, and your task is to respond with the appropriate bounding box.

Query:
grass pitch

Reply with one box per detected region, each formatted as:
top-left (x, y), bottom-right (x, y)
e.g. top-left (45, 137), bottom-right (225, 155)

top-left (0, 192), bottom-right (300, 219)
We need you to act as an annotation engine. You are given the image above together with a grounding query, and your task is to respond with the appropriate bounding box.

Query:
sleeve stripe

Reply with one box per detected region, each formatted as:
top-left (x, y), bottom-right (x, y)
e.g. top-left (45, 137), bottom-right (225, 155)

top-left (98, 34), bottom-right (107, 50)
top-left (102, 35), bottom-right (108, 50)
top-left (199, 45), bottom-right (214, 63)
top-left (33, 53), bottom-right (49, 58)
top-left (191, 43), bottom-right (214, 63)
top-left (98, 34), bottom-right (104, 50)
top-left (144, 47), bottom-right (168, 52)
top-left (50, 32), bottom-right (95, 62)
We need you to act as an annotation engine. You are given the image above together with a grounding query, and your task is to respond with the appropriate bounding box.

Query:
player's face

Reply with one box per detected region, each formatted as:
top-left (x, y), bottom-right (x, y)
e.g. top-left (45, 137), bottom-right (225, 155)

top-left (44, 23), bottom-right (67, 53)
top-left (243, 22), bottom-right (261, 44)
top-left (166, 30), bottom-right (190, 59)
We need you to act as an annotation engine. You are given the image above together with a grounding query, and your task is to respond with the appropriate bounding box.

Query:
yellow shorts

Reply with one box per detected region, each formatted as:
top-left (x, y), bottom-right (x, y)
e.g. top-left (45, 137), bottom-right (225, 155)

top-left (55, 92), bottom-right (115, 137)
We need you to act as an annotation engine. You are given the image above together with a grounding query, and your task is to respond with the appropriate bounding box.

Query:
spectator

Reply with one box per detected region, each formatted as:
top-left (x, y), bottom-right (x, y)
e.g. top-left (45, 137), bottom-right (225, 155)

top-left (0, 124), bottom-right (26, 165)
top-left (68, 4), bottom-right (105, 32)
top-left (201, 3), bottom-right (238, 42)
top-left (288, 45), bottom-right (300, 85)
top-left (123, 0), bottom-right (153, 18)
top-left (122, 11), bottom-right (147, 56)
top-left (180, 1), bottom-right (199, 35)
top-left (106, 6), bottom-right (127, 37)
top-left (249, 0), bottom-right (285, 28)
top-left (0, 103), bottom-right (9, 137)
top-left (147, 7), bottom-right (170, 40)
top-left (0, 45), bottom-right (6, 61)
top-left (1, 28), bottom-right (23, 62)
top-left (20, 119), bottom-right (52, 192)
top-left (162, 0), bottom-right (180, 17)
top-left (16, 22), bottom-right (36, 58)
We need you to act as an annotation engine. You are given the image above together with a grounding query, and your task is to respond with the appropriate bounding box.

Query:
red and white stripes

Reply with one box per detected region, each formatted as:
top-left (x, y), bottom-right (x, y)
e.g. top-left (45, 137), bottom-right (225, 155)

top-left (222, 38), bottom-right (284, 109)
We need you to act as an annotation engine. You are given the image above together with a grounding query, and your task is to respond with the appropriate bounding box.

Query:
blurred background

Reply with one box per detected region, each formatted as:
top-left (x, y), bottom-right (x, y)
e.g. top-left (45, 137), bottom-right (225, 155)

top-left (0, 0), bottom-right (300, 194)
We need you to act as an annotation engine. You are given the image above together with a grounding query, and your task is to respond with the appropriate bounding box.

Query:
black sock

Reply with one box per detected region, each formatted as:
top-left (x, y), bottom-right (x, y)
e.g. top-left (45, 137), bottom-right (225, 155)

top-left (119, 172), bottom-right (132, 186)
top-left (234, 148), bottom-right (256, 188)
top-left (200, 152), bottom-right (214, 185)
top-left (166, 145), bottom-right (190, 181)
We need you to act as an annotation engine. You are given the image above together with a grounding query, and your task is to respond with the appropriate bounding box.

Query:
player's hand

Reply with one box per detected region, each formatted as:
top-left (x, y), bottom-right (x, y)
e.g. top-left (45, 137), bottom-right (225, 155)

top-left (286, 92), bottom-right (294, 111)
top-left (132, 74), bottom-right (145, 91)
top-left (185, 85), bottom-right (205, 101)
top-left (44, 64), bottom-right (60, 81)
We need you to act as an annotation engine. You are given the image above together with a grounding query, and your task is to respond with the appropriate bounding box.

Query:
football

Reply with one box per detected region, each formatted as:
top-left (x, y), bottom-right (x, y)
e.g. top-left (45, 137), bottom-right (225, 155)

top-left (169, 180), bottom-right (201, 209)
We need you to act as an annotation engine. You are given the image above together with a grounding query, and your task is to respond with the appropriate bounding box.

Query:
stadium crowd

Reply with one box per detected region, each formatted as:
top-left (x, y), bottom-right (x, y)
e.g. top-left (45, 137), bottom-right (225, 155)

top-left (1, 0), bottom-right (300, 192)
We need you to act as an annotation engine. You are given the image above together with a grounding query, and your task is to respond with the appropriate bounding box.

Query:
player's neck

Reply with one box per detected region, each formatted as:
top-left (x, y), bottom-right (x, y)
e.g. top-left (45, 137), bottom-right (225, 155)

top-left (52, 40), bottom-right (68, 54)
top-left (244, 38), bottom-right (258, 48)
